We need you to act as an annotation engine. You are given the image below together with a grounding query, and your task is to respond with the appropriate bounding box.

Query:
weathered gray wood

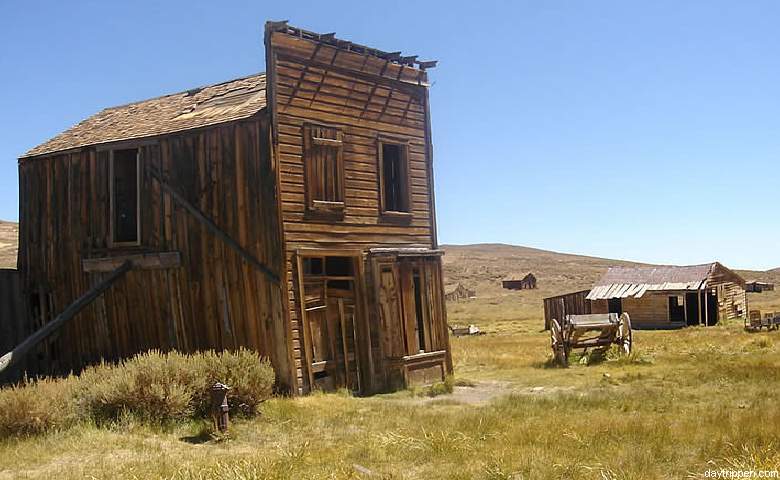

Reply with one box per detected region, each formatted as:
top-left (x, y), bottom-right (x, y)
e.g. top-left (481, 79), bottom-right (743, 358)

top-left (82, 251), bottom-right (181, 273)
top-left (147, 168), bottom-right (280, 284)
top-left (0, 261), bottom-right (133, 375)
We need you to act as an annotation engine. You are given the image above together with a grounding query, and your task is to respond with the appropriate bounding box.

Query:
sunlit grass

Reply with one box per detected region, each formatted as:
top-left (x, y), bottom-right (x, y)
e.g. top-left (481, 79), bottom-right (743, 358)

top-left (1, 294), bottom-right (780, 479)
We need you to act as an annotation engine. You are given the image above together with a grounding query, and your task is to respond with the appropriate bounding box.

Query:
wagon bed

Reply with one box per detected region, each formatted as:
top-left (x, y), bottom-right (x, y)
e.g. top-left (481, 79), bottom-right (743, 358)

top-left (550, 313), bottom-right (632, 367)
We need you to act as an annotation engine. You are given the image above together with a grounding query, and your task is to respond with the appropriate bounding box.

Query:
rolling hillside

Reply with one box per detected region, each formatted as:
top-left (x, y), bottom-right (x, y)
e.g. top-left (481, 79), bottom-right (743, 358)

top-left (0, 221), bottom-right (17, 269)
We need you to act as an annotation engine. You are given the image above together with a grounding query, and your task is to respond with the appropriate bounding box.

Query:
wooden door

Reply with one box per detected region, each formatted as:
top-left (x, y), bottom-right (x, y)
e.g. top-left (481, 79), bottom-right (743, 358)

top-left (375, 260), bottom-right (406, 359)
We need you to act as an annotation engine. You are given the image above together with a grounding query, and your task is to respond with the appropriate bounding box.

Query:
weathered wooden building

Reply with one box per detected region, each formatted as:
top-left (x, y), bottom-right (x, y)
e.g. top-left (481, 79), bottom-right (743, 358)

top-left (12, 22), bottom-right (451, 394)
top-left (586, 263), bottom-right (746, 329)
top-left (746, 281), bottom-right (774, 293)
top-left (444, 283), bottom-right (475, 302)
top-left (542, 289), bottom-right (592, 330)
top-left (502, 273), bottom-right (537, 290)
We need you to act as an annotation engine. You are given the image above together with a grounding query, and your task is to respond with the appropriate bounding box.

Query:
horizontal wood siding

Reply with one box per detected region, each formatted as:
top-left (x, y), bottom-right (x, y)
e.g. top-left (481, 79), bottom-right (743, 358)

top-left (267, 31), bottom-right (437, 392)
top-left (17, 118), bottom-right (292, 389)
top-left (621, 293), bottom-right (670, 328)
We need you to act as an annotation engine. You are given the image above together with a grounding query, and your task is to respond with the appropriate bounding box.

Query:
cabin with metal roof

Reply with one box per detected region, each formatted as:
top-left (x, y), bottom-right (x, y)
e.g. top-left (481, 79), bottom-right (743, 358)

top-left (586, 263), bottom-right (746, 329)
top-left (8, 21), bottom-right (451, 395)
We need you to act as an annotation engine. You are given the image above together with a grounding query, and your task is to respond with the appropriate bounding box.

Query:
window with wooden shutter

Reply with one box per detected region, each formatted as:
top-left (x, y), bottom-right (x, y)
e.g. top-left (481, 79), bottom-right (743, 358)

top-left (378, 138), bottom-right (411, 218)
top-left (303, 124), bottom-right (344, 216)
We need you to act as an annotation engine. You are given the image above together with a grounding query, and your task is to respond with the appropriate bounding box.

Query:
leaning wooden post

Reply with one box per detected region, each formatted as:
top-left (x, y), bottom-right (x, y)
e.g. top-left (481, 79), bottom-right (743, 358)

top-left (0, 261), bottom-right (133, 375)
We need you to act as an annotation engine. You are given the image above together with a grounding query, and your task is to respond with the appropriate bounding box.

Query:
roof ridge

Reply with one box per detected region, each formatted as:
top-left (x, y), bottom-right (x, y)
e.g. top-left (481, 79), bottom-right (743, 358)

top-left (102, 72), bottom-right (266, 112)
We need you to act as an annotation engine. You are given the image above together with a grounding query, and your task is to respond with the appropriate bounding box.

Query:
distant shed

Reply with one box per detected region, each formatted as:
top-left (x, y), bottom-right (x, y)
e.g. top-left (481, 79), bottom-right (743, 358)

top-left (746, 281), bottom-right (774, 293)
top-left (503, 273), bottom-right (537, 290)
top-left (445, 283), bottom-right (475, 302)
top-left (542, 289), bottom-right (592, 330)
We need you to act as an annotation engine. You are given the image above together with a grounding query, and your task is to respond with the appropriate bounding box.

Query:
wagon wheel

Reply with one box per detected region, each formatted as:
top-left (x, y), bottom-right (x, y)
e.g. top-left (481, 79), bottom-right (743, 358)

top-left (550, 319), bottom-right (569, 367)
top-left (617, 313), bottom-right (632, 355)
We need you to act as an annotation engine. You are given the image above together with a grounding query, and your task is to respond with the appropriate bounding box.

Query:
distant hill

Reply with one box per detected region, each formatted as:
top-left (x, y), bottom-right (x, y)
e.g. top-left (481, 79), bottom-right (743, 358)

top-left (0, 221), bottom-right (17, 269)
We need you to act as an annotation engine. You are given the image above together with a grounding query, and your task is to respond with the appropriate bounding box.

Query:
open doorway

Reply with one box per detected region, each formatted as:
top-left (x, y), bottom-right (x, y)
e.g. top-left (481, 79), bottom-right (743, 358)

top-left (685, 292), bottom-right (699, 326)
top-left (297, 254), bottom-right (361, 393)
top-left (668, 295), bottom-right (685, 323)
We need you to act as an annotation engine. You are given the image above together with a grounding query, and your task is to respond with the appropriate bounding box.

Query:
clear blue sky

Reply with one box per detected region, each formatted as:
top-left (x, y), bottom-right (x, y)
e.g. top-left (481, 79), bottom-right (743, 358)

top-left (1, 1), bottom-right (779, 270)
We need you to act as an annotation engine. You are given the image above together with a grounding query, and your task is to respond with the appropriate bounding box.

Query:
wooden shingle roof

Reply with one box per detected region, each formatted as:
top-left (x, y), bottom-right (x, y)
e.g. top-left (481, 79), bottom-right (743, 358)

top-left (22, 73), bottom-right (266, 159)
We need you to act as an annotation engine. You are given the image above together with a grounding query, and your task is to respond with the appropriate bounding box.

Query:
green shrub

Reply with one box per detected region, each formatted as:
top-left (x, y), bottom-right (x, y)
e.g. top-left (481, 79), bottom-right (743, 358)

top-left (192, 349), bottom-right (275, 417)
top-left (77, 349), bottom-right (275, 424)
top-left (0, 349), bottom-right (275, 438)
top-left (0, 376), bottom-right (79, 437)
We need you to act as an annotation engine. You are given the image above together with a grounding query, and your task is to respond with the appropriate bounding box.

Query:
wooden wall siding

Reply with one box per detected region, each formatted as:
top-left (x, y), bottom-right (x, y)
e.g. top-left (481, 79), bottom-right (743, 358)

top-left (621, 293), bottom-right (671, 329)
top-left (0, 269), bottom-right (27, 383)
top-left (713, 282), bottom-right (747, 321)
top-left (267, 31), bottom-right (438, 393)
top-left (17, 118), bottom-right (292, 389)
top-left (542, 290), bottom-right (592, 330)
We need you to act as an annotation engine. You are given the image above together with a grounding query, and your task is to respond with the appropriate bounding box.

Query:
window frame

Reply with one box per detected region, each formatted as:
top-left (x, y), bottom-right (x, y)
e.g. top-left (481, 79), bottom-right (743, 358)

top-left (109, 148), bottom-right (141, 247)
top-left (377, 136), bottom-right (412, 219)
top-left (303, 122), bottom-right (345, 217)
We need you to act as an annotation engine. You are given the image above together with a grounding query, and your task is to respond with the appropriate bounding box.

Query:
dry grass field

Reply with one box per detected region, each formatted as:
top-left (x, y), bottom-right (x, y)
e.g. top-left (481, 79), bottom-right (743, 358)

top-left (1, 236), bottom-right (780, 479)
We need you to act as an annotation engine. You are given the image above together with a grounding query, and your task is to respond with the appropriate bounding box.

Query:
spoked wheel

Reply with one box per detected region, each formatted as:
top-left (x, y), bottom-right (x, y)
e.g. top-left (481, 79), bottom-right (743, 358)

top-left (550, 319), bottom-right (569, 367)
top-left (617, 312), bottom-right (633, 355)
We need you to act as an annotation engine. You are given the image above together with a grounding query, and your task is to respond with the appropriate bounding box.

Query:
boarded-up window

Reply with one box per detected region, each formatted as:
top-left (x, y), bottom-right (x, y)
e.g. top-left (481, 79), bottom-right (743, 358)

top-left (378, 140), bottom-right (410, 214)
top-left (110, 149), bottom-right (140, 245)
top-left (303, 124), bottom-right (344, 215)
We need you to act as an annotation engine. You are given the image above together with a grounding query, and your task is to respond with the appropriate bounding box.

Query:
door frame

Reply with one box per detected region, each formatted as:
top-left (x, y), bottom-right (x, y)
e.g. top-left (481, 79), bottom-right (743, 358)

top-left (294, 248), bottom-right (373, 394)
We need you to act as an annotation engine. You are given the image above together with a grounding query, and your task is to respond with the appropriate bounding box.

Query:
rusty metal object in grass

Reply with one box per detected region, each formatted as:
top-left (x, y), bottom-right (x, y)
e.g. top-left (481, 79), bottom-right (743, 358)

top-left (210, 382), bottom-right (230, 432)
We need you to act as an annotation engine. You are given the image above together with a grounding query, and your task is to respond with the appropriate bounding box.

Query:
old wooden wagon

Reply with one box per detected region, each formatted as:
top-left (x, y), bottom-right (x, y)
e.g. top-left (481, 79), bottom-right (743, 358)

top-left (745, 311), bottom-right (780, 331)
top-left (7, 21), bottom-right (452, 395)
top-left (549, 313), bottom-right (632, 366)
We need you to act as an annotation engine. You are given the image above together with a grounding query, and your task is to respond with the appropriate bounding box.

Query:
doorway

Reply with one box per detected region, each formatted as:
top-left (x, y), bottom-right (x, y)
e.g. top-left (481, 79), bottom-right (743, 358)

top-left (297, 254), bottom-right (361, 392)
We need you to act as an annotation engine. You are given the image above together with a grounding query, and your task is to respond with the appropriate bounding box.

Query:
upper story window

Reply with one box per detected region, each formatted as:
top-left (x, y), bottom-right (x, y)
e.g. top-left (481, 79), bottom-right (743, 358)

top-left (303, 124), bottom-right (344, 216)
top-left (110, 148), bottom-right (140, 246)
top-left (378, 139), bottom-right (411, 216)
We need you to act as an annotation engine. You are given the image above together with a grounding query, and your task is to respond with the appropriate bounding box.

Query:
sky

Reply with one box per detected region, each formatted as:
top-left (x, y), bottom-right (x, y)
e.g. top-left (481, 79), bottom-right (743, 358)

top-left (1, 1), bottom-right (779, 270)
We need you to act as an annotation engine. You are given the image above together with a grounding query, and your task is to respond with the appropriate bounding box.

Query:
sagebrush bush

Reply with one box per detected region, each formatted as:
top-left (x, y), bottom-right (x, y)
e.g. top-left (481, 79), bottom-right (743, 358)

top-left (0, 376), bottom-right (79, 437)
top-left (0, 349), bottom-right (274, 438)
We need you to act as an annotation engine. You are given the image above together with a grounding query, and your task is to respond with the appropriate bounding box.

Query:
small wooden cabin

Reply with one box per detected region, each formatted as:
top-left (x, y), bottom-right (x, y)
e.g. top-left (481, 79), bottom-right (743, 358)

top-left (502, 273), bottom-right (537, 290)
top-left (444, 283), bottom-right (475, 302)
top-left (13, 22), bottom-right (451, 395)
top-left (587, 263), bottom-right (746, 329)
top-left (746, 281), bottom-right (774, 293)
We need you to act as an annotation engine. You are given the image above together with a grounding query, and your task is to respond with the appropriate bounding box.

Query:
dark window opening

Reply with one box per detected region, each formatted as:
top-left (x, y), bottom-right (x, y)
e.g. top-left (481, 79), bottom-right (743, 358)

top-left (608, 298), bottom-right (622, 315)
top-left (304, 257), bottom-right (324, 276)
top-left (380, 142), bottom-right (410, 213)
top-left (412, 269), bottom-right (426, 352)
top-left (111, 149), bottom-right (139, 244)
top-left (325, 256), bottom-right (352, 277)
top-left (328, 279), bottom-right (351, 291)
top-left (669, 295), bottom-right (685, 323)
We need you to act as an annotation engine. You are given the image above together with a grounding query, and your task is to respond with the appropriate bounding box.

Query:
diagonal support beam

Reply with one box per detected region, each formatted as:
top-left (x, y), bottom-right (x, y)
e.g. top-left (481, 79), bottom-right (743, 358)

top-left (0, 261), bottom-right (133, 375)
top-left (147, 168), bottom-right (280, 284)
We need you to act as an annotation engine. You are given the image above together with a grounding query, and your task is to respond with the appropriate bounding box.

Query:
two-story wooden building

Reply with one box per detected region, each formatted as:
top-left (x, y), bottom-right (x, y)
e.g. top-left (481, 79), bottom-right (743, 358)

top-left (14, 22), bottom-right (451, 395)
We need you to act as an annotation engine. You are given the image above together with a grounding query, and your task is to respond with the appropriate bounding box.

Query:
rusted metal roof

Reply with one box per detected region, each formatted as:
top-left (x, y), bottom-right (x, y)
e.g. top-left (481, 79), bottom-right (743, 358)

top-left (587, 263), bottom-right (717, 300)
top-left (22, 73), bottom-right (266, 159)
